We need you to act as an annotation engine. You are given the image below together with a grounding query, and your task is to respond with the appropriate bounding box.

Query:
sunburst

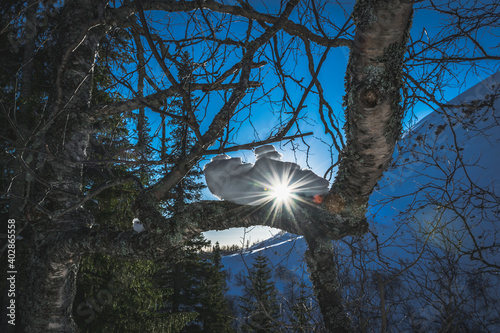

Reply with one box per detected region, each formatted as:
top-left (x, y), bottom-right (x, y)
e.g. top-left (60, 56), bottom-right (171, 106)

top-left (250, 166), bottom-right (326, 230)
top-left (270, 182), bottom-right (292, 201)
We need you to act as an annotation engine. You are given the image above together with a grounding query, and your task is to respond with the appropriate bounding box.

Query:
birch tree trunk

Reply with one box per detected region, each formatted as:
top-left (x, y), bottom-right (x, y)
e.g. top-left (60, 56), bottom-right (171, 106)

top-left (309, 1), bottom-right (414, 330)
top-left (18, 0), bottom-right (105, 331)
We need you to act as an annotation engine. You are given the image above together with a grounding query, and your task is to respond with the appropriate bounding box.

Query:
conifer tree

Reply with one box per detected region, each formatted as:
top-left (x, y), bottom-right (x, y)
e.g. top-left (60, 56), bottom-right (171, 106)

top-left (199, 242), bottom-right (235, 333)
top-left (72, 35), bottom-right (196, 333)
top-left (239, 255), bottom-right (282, 332)
top-left (74, 254), bottom-right (197, 333)
top-left (164, 51), bottom-right (204, 210)
top-left (148, 51), bottom-right (235, 332)
top-left (156, 235), bottom-right (235, 332)
top-left (290, 282), bottom-right (315, 333)
top-left (158, 51), bottom-right (209, 330)
top-left (167, 235), bottom-right (211, 315)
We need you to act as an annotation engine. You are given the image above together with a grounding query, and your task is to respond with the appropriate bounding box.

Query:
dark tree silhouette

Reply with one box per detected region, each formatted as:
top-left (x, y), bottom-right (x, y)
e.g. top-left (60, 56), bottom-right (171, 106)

top-left (239, 255), bottom-right (282, 332)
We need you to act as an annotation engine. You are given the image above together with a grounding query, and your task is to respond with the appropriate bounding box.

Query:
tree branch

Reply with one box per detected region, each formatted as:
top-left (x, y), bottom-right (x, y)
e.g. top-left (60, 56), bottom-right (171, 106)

top-left (109, 0), bottom-right (352, 48)
top-left (92, 82), bottom-right (261, 117)
top-left (66, 198), bottom-right (367, 260)
top-left (204, 132), bottom-right (313, 154)
top-left (145, 0), bottom-right (301, 202)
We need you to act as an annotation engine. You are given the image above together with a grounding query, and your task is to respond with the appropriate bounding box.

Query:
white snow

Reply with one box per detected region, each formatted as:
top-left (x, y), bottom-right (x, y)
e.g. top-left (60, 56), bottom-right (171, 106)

top-left (221, 232), bottom-right (310, 301)
top-left (132, 218), bottom-right (145, 233)
top-left (203, 145), bottom-right (329, 205)
top-left (371, 71), bottom-right (500, 266)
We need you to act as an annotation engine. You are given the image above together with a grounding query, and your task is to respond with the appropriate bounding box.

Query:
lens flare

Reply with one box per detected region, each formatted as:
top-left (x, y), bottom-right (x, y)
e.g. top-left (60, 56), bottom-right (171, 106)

top-left (272, 183), bottom-right (291, 201)
top-left (244, 164), bottom-right (329, 231)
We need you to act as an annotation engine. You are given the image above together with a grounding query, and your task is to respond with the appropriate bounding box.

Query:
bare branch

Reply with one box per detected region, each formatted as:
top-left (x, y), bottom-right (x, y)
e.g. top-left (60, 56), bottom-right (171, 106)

top-left (204, 131), bottom-right (313, 154)
top-left (110, 0), bottom-right (352, 48)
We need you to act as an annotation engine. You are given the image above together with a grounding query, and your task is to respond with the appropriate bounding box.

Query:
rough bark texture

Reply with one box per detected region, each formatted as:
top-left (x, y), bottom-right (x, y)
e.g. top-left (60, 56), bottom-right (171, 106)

top-left (310, 1), bottom-right (414, 331)
top-left (324, 0), bottom-right (413, 217)
top-left (20, 242), bottom-right (81, 332)
top-left (58, 199), bottom-right (366, 262)
top-left (18, 0), bottom-right (105, 331)
top-left (305, 236), bottom-right (350, 333)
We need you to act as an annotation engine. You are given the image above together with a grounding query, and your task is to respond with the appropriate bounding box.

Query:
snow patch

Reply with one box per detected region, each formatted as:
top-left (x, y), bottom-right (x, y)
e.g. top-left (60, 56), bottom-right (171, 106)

top-left (132, 218), bottom-right (145, 233)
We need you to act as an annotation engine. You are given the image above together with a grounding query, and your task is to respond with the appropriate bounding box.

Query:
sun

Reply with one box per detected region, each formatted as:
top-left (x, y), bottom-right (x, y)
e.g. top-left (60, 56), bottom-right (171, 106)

top-left (262, 180), bottom-right (293, 204)
top-left (271, 183), bottom-right (291, 201)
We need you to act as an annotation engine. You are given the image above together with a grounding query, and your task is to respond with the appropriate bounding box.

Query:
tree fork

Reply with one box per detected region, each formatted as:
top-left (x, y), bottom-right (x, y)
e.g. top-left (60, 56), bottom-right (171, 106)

top-left (315, 1), bottom-right (414, 331)
top-left (324, 0), bottom-right (414, 217)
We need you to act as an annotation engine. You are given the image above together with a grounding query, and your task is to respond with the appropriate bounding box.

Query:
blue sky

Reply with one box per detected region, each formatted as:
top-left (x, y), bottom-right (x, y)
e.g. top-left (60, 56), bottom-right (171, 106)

top-left (135, 1), bottom-right (499, 246)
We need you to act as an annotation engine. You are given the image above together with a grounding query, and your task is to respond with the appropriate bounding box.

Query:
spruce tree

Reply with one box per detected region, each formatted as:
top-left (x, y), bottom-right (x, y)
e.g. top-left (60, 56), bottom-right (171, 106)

top-left (73, 33), bottom-right (194, 333)
top-left (158, 51), bottom-right (208, 331)
top-left (164, 51), bottom-right (204, 211)
top-left (149, 51), bottom-right (235, 332)
top-left (74, 254), bottom-right (197, 333)
top-left (168, 235), bottom-right (211, 315)
top-left (240, 255), bottom-right (282, 332)
top-left (290, 282), bottom-right (315, 333)
top-left (199, 242), bottom-right (235, 332)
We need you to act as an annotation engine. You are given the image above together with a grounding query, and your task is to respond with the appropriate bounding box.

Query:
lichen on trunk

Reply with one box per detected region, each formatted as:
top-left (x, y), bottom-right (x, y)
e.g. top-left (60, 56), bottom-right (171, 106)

top-left (313, 1), bottom-right (414, 331)
top-left (18, 0), bottom-right (106, 331)
top-left (325, 0), bottom-right (413, 218)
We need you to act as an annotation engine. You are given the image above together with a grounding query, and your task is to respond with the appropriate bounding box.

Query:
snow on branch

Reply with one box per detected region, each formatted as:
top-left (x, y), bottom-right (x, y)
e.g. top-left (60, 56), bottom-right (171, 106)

top-left (204, 145), bottom-right (329, 205)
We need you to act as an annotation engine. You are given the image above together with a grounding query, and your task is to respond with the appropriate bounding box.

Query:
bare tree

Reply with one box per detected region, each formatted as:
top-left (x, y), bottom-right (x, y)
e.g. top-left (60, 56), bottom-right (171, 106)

top-left (0, 0), bottom-right (498, 331)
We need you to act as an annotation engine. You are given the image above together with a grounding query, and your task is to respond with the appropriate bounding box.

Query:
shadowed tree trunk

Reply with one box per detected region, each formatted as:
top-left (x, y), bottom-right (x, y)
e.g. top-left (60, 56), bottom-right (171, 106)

top-left (314, 0), bottom-right (414, 330)
top-left (18, 0), bottom-right (105, 331)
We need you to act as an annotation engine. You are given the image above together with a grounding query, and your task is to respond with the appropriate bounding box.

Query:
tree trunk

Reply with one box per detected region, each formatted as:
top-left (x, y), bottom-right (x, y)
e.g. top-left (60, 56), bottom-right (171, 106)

top-left (19, 241), bottom-right (81, 332)
top-left (313, 0), bottom-right (414, 331)
top-left (18, 0), bottom-right (105, 331)
top-left (324, 0), bottom-right (414, 217)
top-left (305, 236), bottom-right (350, 333)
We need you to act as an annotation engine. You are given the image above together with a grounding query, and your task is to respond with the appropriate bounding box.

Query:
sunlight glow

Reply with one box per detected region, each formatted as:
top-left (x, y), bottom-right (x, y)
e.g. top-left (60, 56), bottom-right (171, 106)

top-left (235, 164), bottom-right (330, 233)
top-left (227, 161), bottom-right (328, 232)
top-left (271, 183), bottom-right (291, 201)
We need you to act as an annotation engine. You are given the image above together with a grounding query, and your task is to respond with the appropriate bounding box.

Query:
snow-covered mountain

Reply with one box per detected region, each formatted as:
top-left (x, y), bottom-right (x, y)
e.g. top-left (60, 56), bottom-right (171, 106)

top-left (222, 72), bottom-right (500, 331)
top-left (222, 232), bottom-right (308, 297)
top-left (372, 71), bottom-right (500, 265)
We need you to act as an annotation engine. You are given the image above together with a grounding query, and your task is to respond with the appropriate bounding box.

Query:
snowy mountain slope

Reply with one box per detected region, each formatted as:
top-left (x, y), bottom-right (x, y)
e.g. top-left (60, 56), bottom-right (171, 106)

top-left (222, 232), bottom-right (310, 300)
top-left (220, 232), bottom-right (318, 328)
top-left (221, 72), bottom-right (500, 331)
top-left (371, 71), bottom-right (500, 267)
